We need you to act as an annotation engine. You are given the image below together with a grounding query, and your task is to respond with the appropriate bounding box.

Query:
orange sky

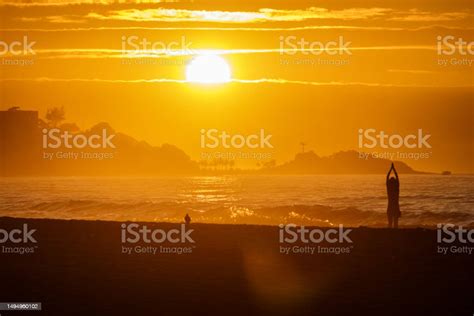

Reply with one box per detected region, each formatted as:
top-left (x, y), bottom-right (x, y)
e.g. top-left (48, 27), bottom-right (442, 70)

top-left (0, 0), bottom-right (473, 172)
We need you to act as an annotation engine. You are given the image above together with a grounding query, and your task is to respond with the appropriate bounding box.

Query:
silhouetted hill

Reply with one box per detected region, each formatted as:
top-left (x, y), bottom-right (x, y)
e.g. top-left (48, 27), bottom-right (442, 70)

top-left (40, 122), bottom-right (199, 175)
top-left (261, 150), bottom-right (424, 174)
top-left (1, 108), bottom-right (427, 176)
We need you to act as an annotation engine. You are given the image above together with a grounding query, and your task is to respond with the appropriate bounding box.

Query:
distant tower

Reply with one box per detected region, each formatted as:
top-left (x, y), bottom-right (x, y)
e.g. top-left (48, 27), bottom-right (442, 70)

top-left (0, 108), bottom-right (41, 176)
top-left (300, 142), bottom-right (307, 153)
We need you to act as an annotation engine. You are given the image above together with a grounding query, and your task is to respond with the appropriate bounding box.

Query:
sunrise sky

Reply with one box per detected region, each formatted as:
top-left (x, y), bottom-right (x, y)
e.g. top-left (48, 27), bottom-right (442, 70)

top-left (0, 0), bottom-right (473, 172)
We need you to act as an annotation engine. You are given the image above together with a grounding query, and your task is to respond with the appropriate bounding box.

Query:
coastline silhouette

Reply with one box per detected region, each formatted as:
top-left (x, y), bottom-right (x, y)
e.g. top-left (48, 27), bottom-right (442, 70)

top-left (0, 108), bottom-right (424, 176)
top-left (386, 162), bottom-right (401, 228)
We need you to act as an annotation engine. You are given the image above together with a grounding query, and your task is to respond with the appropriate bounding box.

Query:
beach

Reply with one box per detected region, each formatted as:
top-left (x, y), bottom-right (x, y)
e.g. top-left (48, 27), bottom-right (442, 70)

top-left (0, 217), bottom-right (472, 316)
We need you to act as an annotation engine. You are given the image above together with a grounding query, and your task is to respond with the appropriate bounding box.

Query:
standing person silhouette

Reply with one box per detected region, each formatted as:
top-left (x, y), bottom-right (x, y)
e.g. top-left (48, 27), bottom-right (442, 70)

top-left (386, 163), bottom-right (401, 228)
top-left (184, 213), bottom-right (191, 226)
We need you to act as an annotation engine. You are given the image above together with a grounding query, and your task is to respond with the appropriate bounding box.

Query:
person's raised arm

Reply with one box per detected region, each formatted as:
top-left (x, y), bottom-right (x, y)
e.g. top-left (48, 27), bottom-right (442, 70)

top-left (393, 164), bottom-right (399, 182)
top-left (386, 164), bottom-right (393, 183)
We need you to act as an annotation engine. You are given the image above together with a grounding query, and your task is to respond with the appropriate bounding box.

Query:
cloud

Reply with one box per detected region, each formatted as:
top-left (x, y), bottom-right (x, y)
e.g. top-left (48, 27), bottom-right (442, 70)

top-left (84, 7), bottom-right (472, 24)
top-left (18, 15), bottom-right (86, 23)
top-left (18, 45), bottom-right (436, 60)
top-left (85, 7), bottom-right (392, 23)
top-left (260, 7), bottom-right (391, 21)
top-left (387, 69), bottom-right (439, 74)
top-left (1, 77), bottom-right (471, 88)
top-left (389, 9), bottom-right (471, 22)
top-left (3, 25), bottom-right (473, 32)
top-left (0, 0), bottom-right (177, 7)
top-left (86, 8), bottom-right (265, 23)
top-left (12, 6), bottom-right (471, 25)
top-left (9, 5), bottom-right (471, 25)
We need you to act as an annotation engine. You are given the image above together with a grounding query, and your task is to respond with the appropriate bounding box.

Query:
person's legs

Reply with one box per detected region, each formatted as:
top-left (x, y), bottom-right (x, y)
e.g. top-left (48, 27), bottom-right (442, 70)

top-left (387, 213), bottom-right (393, 228)
top-left (394, 216), bottom-right (398, 229)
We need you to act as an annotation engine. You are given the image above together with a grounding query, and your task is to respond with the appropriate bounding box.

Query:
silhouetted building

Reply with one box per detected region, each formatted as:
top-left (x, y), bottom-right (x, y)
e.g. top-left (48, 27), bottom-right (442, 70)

top-left (0, 108), bottom-right (41, 176)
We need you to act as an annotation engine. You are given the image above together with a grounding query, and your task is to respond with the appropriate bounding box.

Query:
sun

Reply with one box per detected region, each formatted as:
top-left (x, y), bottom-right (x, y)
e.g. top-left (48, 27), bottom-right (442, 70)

top-left (186, 55), bottom-right (231, 84)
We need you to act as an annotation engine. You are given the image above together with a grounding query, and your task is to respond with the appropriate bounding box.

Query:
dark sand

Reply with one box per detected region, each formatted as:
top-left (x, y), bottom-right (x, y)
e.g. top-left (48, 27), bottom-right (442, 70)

top-left (0, 217), bottom-right (472, 316)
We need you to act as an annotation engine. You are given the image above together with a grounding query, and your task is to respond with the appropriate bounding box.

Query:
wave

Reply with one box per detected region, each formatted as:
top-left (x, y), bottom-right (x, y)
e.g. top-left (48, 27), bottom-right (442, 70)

top-left (0, 199), bottom-right (472, 227)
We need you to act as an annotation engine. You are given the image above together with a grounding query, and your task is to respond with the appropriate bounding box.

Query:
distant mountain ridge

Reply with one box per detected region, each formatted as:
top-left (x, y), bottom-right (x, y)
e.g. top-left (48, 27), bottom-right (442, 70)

top-left (40, 122), bottom-right (199, 175)
top-left (1, 107), bottom-right (425, 175)
top-left (260, 150), bottom-right (425, 174)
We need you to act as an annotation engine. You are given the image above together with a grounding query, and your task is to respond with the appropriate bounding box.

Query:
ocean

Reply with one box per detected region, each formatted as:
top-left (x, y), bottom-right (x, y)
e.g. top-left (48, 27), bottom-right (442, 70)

top-left (0, 175), bottom-right (472, 227)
